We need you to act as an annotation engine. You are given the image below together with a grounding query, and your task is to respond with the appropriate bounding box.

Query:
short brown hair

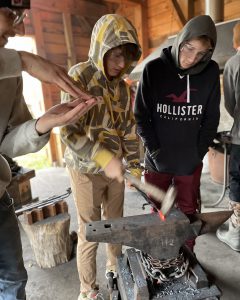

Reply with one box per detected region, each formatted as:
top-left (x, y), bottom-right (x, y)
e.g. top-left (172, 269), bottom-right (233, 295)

top-left (193, 35), bottom-right (214, 49)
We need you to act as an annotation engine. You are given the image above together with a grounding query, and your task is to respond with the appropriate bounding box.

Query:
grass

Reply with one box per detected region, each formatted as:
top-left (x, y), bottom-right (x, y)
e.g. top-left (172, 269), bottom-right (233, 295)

top-left (15, 147), bottom-right (51, 170)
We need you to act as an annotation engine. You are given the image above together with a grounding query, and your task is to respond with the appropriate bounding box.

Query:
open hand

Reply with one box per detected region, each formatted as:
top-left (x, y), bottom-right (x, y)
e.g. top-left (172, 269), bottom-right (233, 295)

top-left (35, 98), bottom-right (97, 134)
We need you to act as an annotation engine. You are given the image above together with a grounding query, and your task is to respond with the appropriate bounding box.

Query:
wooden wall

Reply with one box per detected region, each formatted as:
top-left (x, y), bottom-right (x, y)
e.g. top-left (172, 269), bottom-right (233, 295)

top-left (117, 0), bottom-right (240, 55)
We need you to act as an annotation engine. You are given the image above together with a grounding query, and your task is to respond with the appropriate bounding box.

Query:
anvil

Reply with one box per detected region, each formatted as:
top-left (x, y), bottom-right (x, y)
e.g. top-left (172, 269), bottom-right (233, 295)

top-left (86, 209), bottom-right (232, 260)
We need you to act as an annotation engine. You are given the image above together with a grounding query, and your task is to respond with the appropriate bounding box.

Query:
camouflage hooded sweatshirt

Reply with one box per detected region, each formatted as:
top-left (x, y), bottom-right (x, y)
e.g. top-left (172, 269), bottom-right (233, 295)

top-left (61, 14), bottom-right (142, 174)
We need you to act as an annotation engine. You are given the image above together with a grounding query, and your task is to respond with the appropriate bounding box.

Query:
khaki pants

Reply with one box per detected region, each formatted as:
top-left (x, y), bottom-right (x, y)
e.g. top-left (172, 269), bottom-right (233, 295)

top-left (68, 168), bottom-right (124, 293)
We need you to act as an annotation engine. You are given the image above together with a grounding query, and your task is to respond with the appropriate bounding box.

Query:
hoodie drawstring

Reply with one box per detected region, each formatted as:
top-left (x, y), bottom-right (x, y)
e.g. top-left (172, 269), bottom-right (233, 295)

top-left (187, 74), bottom-right (190, 103)
top-left (178, 73), bottom-right (190, 103)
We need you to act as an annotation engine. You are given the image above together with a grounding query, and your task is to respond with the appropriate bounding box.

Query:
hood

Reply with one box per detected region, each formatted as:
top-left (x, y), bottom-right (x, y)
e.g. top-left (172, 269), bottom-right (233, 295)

top-left (129, 18), bottom-right (240, 81)
top-left (88, 14), bottom-right (142, 80)
top-left (171, 15), bottom-right (216, 75)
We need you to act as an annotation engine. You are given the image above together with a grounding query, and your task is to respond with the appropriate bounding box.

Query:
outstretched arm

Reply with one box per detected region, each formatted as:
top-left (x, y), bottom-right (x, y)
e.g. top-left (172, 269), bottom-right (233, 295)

top-left (18, 51), bottom-right (93, 99)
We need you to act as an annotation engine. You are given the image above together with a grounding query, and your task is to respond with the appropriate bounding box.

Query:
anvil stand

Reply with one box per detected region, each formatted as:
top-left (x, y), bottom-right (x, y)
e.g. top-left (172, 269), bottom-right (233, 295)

top-left (115, 246), bottom-right (220, 300)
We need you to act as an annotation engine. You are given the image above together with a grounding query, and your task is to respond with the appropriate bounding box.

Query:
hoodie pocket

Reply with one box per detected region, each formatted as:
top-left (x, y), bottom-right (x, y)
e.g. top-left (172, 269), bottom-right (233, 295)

top-left (156, 146), bottom-right (202, 175)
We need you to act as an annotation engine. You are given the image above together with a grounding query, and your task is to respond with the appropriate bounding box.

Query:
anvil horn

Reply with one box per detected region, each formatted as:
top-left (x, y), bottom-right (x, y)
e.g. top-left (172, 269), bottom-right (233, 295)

top-left (194, 210), bottom-right (233, 235)
top-left (85, 209), bottom-right (232, 260)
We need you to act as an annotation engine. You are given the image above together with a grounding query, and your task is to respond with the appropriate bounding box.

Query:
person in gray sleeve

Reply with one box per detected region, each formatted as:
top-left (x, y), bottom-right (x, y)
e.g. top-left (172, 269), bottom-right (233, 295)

top-left (216, 22), bottom-right (240, 252)
top-left (0, 1), bottom-right (97, 299)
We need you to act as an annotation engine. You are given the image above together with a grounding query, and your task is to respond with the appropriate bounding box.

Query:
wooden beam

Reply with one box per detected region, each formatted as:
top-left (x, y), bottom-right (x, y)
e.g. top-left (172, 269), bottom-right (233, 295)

top-left (178, 0), bottom-right (194, 21)
top-left (186, 0), bottom-right (194, 20)
top-left (30, 9), bottom-right (46, 58)
top-left (62, 13), bottom-right (77, 69)
top-left (134, 2), bottom-right (149, 59)
top-left (168, 0), bottom-right (187, 27)
top-left (77, 16), bottom-right (92, 35)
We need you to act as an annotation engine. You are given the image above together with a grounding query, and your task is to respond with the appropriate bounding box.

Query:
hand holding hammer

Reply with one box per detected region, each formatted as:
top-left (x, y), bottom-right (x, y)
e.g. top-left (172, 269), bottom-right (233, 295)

top-left (124, 171), bottom-right (176, 219)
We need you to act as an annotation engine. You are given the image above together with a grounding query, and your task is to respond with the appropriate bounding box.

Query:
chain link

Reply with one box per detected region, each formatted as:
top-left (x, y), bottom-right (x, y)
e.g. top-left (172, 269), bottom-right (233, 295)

top-left (140, 251), bottom-right (189, 282)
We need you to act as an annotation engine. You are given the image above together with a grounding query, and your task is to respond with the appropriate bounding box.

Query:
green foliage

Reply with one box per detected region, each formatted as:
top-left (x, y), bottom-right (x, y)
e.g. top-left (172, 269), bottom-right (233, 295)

top-left (15, 148), bottom-right (51, 170)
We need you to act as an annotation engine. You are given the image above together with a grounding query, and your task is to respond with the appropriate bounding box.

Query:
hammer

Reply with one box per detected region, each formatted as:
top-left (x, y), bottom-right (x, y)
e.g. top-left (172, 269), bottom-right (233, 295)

top-left (124, 172), bottom-right (176, 219)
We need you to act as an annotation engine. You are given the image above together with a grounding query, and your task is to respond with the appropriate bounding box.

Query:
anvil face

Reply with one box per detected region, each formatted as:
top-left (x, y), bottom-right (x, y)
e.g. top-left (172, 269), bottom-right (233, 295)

top-left (86, 209), bottom-right (199, 260)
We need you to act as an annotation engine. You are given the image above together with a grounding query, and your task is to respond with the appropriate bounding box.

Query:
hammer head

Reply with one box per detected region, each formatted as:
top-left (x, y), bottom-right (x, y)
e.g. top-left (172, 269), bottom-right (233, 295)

top-left (160, 185), bottom-right (177, 216)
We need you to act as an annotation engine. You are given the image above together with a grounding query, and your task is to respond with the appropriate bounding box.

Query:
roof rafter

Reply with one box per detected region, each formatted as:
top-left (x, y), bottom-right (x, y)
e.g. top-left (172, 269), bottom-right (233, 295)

top-left (168, 0), bottom-right (187, 27)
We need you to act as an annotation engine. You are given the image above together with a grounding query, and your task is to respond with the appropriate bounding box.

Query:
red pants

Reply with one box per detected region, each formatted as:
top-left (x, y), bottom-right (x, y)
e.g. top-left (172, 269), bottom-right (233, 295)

top-left (144, 163), bottom-right (203, 250)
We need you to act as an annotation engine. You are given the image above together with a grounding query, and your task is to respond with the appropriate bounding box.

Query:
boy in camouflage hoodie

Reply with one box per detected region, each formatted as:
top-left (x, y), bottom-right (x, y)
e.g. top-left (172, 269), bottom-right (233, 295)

top-left (61, 14), bottom-right (142, 300)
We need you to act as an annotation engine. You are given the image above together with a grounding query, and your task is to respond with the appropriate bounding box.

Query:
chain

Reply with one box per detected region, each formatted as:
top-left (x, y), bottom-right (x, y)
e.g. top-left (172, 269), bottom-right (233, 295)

top-left (140, 251), bottom-right (189, 282)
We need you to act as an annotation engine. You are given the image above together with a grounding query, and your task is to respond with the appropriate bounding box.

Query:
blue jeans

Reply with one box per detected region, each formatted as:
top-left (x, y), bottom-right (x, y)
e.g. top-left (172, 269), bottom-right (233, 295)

top-left (0, 192), bottom-right (27, 300)
top-left (229, 144), bottom-right (240, 203)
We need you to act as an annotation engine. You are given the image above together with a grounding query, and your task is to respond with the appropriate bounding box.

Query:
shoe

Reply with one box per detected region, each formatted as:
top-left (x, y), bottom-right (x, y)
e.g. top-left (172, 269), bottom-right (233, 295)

top-left (216, 200), bottom-right (240, 252)
top-left (78, 289), bottom-right (99, 300)
top-left (217, 222), bottom-right (240, 252)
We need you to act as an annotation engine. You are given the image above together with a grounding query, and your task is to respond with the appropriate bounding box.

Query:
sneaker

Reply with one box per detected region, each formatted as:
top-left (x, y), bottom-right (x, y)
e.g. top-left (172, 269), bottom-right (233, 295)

top-left (78, 289), bottom-right (99, 300)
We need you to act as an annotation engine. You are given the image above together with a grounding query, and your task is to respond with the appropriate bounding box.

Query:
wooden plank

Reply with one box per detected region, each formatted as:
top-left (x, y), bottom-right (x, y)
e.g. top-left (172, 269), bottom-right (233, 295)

top-left (194, 0), bottom-right (205, 15)
top-left (103, 0), bottom-right (143, 4)
top-left (47, 53), bottom-right (68, 65)
top-left (149, 20), bottom-right (179, 40)
top-left (44, 33), bottom-right (90, 48)
top-left (169, 0), bottom-right (186, 26)
top-left (185, 0), bottom-right (194, 20)
top-left (75, 45), bottom-right (90, 57)
top-left (74, 36), bottom-right (91, 47)
top-left (38, 10), bottom-right (62, 22)
top-left (44, 33), bottom-right (67, 45)
top-left (31, 8), bottom-right (58, 164)
top-left (225, 0), bottom-right (240, 20)
top-left (148, 12), bottom-right (179, 28)
top-left (45, 44), bottom-right (88, 59)
top-left (30, 9), bottom-right (46, 58)
top-left (45, 43), bottom-right (68, 54)
top-left (71, 15), bottom-right (96, 34)
top-left (148, 0), bottom-right (166, 5)
top-left (148, 2), bottom-right (170, 18)
top-left (42, 22), bottom-right (64, 34)
top-left (76, 16), bottom-right (92, 35)
top-left (172, 0), bottom-right (194, 21)
top-left (62, 13), bottom-right (77, 68)
top-left (134, 2), bottom-right (148, 59)
top-left (149, 35), bottom-right (168, 48)
top-left (32, 0), bottom-right (108, 17)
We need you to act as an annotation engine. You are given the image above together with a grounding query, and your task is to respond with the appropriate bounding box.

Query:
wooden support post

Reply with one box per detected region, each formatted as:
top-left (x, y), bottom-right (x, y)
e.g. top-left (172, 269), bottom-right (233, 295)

top-left (134, 1), bottom-right (149, 60)
top-left (62, 13), bottom-right (77, 69)
top-left (168, 0), bottom-right (187, 27)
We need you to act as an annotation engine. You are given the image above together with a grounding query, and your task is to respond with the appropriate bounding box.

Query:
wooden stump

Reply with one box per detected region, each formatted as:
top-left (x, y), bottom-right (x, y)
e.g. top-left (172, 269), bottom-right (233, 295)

top-left (20, 213), bottom-right (72, 268)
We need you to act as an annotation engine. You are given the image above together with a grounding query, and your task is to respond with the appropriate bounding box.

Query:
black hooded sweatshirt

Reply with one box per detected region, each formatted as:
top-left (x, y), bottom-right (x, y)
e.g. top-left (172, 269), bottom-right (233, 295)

top-left (134, 15), bottom-right (220, 176)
